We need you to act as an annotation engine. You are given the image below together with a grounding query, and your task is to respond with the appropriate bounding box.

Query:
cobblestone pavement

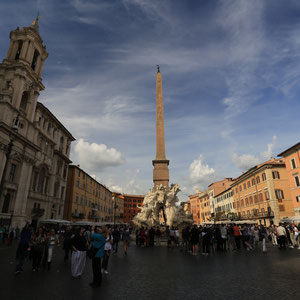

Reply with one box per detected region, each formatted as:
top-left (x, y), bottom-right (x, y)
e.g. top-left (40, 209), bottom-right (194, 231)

top-left (1, 241), bottom-right (300, 300)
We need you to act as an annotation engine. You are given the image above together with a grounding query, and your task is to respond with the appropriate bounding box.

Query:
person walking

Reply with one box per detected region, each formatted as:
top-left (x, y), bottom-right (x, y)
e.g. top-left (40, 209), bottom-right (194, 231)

top-left (233, 224), bottom-right (241, 249)
top-left (90, 226), bottom-right (106, 288)
top-left (102, 227), bottom-right (113, 275)
top-left (190, 225), bottom-right (199, 255)
top-left (71, 227), bottom-right (87, 278)
top-left (15, 223), bottom-right (33, 274)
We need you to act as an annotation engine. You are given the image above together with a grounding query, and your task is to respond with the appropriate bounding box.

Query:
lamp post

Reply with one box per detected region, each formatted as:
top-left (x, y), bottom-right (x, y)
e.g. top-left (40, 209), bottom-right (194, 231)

top-left (0, 116), bottom-right (19, 202)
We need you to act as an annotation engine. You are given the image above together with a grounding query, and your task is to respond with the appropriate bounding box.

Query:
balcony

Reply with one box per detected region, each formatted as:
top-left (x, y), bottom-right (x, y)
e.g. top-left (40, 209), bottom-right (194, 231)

top-left (31, 208), bottom-right (45, 217)
top-left (72, 213), bottom-right (85, 219)
top-left (88, 212), bottom-right (99, 219)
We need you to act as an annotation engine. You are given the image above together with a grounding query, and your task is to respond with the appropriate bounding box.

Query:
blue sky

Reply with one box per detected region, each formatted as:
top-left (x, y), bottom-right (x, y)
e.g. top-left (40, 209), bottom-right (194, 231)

top-left (1, 0), bottom-right (300, 198)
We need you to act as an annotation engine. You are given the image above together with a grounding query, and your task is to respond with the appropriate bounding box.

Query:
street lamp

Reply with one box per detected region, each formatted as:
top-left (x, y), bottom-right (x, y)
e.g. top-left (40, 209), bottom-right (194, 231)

top-left (0, 116), bottom-right (19, 203)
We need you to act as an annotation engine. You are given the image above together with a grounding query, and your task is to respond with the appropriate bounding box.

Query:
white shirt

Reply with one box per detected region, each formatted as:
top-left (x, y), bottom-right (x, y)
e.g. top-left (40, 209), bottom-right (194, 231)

top-left (104, 235), bottom-right (113, 251)
top-left (277, 226), bottom-right (286, 236)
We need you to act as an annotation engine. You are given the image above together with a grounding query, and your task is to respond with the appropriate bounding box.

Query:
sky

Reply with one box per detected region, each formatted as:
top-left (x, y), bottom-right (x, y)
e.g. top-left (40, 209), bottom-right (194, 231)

top-left (1, 0), bottom-right (300, 199)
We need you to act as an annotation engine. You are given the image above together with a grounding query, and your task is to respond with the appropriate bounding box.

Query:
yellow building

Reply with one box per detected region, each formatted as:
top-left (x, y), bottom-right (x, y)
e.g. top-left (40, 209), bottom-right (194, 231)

top-left (64, 165), bottom-right (113, 222)
top-left (231, 158), bottom-right (294, 225)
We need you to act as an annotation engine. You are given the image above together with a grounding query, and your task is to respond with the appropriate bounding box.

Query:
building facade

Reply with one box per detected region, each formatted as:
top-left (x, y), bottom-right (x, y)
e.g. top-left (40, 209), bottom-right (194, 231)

top-left (64, 165), bottom-right (113, 223)
top-left (123, 194), bottom-right (144, 223)
top-left (214, 188), bottom-right (235, 221)
top-left (112, 192), bottom-right (124, 224)
top-left (278, 142), bottom-right (300, 216)
top-left (231, 158), bottom-right (294, 225)
top-left (188, 191), bottom-right (210, 225)
top-left (0, 19), bottom-right (74, 229)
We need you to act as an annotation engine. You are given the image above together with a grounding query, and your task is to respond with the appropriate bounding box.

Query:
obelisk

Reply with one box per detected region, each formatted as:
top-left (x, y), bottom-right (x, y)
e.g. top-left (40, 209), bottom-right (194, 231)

top-left (153, 65), bottom-right (169, 187)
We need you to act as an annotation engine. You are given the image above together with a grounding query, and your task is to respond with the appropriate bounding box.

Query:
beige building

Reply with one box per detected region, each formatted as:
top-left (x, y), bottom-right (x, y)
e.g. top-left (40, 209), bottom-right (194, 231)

top-left (231, 158), bottom-right (294, 225)
top-left (0, 19), bottom-right (75, 228)
top-left (64, 165), bottom-right (113, 223)
top-left (214, 187), bottom-right (235, 220)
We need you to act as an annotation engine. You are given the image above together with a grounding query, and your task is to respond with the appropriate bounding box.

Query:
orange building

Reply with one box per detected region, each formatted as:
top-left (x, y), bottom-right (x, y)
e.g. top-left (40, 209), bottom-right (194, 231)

top-left (278, 142), bottom-right (300, 216)
top-left (189, 191), bottom-right (210, 225)
top-left (231, 158), bottom-right (294, 225)
top-left (122, 194), bottom-right (144, 223)
top-left (64, 165), bottom-right (113, 222)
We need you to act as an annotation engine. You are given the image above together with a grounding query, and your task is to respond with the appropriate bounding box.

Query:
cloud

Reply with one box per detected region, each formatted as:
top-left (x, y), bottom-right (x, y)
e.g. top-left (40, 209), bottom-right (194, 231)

top-left (188, 155), bottom-right (218, 192)
top-left (72, 138), bottom-right (125, 172)
top-left (232, 136), bottom-right (277, 171)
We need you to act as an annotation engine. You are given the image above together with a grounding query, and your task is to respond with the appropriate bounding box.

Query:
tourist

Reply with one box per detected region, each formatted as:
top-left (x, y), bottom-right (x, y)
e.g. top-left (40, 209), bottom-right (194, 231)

top-left (202, 226), bottom-right (211, 255)
top-left (252, 225), bottom-right (260, 250)
top-left (233, 224), bottom-right (241, 249)
top-left (220, 225), bottom-right (227, 251)
top-left (122, 227), bottom-right (130, 254)
top-left (292, 224), bottom-right (299, 248)
top-left (63, 226), bottom-right (73, 262)
top-left (276, 223), bottom-right (287, 249)
top-left (46, 229), bottom-right (59, 270)
top-left (112, 226), bottom-right (120, 253)
top-left (242, 225), bottom-right (252, 251)
top-left (259, 225), bottom-right (267, 253)
top-left (102, 227), bottom-right (113, 275)
top-left (90, 226), bottom-right (106, 288)
top-left (15, 223), bottom-right (32, 274)
top-left (270, 225), bottom-right (278, 246)
top-left (227, 224), bottom-right (236, 251)
top-left (149, 227), bottom-right (155, 247)
top-left (31, 227), bottom-right (46, 271)
top-left (190, 225), bottom-right (199, 255)
top-left (71, 227), bottom-right (87, 278)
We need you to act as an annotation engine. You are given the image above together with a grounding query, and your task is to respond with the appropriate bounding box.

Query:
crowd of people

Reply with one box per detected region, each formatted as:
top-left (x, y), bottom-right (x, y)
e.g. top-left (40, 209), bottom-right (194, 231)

top-left (180, 223), bottom-right (300, 255)
top-left (5, 221), bottom-right (300, 288)
top-left (12, 223), bottom-right (132, 288)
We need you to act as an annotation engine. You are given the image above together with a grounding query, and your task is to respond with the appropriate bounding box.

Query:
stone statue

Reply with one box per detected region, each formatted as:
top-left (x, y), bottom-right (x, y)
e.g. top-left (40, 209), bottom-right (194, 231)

top-left (133, 183), bottom-right (193, 228)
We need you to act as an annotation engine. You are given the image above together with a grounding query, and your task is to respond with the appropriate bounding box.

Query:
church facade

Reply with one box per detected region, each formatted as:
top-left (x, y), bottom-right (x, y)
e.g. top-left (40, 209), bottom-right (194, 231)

top-left (0, 19), bottom-right (75, 229)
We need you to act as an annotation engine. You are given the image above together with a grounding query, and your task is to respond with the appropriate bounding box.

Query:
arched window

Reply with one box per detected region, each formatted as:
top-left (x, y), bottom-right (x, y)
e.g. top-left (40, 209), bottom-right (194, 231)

top-left (37, 167), bottom-right (46, 193)
top-left (2, 194), bottom-right (10, 213)
top-left (31, 49), bottom-right (39, 70)
top-left (20, 91), bottom-right (28, 111)
top-left (15, 40), bottom-right (23, 60)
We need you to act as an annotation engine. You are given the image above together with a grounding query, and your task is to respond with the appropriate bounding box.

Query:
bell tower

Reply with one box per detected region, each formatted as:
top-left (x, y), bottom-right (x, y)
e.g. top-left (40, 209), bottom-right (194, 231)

top-left (0, 16), bottom-right (48, 125)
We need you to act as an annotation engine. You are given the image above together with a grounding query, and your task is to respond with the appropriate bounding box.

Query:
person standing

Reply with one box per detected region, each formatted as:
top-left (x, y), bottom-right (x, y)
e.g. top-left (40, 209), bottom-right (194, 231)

top-left (102, 228), bottom-right (113, 275)
top-left (122, 227), bottom-right (130, 254)
top-left (46, 229), bottom-right (59, 270)
top-left (31, 227), bottom-right (46, 271)
top-left (233, 224), bottom-right (241, 249)
top-left (90, 226), bottom-right (106, 288)
top-left (15, 224), bottom-right (32, 274)
top-left (112, 227), bottom-right (120, 253)
top-left (63, 226), bottom-right (73, 262)
top-left (190, 225), bottom-right (199, 255)
top-left (220, 225), bottom-right (227, 251)
top-left (276, 223), bottom-right (287, 249)
top-left (71, 227), bottom-right (87, 278)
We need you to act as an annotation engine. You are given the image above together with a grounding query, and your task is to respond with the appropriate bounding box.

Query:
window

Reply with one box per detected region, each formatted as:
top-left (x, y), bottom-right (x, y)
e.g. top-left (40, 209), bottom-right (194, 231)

top-left (245, 197), bottom-right (248, 205)
top-left (296, 195), bottom-right (300, 203)
top-left (80, 196), bottom-right (83, 205)
top-left (254, 194), bottom-right (258, 203)
top-left (75, 194), bottom-right (79, 204)
top-left (37, 167), bottom-right (46, 194)
top-left (275, 189), bottom-right (284, 201)
top-left (32, 171), bottom-right (38, 191)
top-left (259, 193), bottom-right (263, 202)
top-left (239, 185), bottom-right (242, 192)
top-left (8, 163), bottom-right (16, 182)
top-left (20, 91), bottom-right (28, 111)
top-left (291, 158), bottom-right (297, 169)
top-left (61, 186), bottom-right (65, 200)
top-left (294, 175), bottom-right (300, 187)
top-left (77, 180), bottom-right (80, 187)
top-left (78, 169), bottom-right (80, 177)
top-left (252, 178), bottom-right (255, 186)
top-left (265, 190), bottom-right (270, 200)
top-left (2, 194), bottom-right (10, 213)
top-left (256, 176), bottom-right (260, 184)
top-left (243, 183), bottom-right (246, 190)
top-left (54, 181), bottom-right (60, 198)
top-left (15, 40), bottom-right (23, 60)
top-left (235, 188), bottom-right (238, 193)
top-left (272, 171), bottom-right (280, 179)
top-left (279, 205), bottom-right (285, 212)
top-left (262, 173), bottom-right (266, 181)
top-left (247, 181), bottom-right (250, 188)
top-left (31, 49), bottom-right (39, 70)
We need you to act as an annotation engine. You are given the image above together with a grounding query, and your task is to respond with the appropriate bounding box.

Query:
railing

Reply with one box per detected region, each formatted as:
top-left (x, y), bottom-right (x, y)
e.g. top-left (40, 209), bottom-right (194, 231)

top-left (72, 213), bottom-right (85, 219)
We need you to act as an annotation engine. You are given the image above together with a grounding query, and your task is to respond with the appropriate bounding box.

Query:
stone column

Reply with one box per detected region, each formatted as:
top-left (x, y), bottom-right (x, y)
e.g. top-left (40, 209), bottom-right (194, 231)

top-left (12, 161), bottom-right (33, 228)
